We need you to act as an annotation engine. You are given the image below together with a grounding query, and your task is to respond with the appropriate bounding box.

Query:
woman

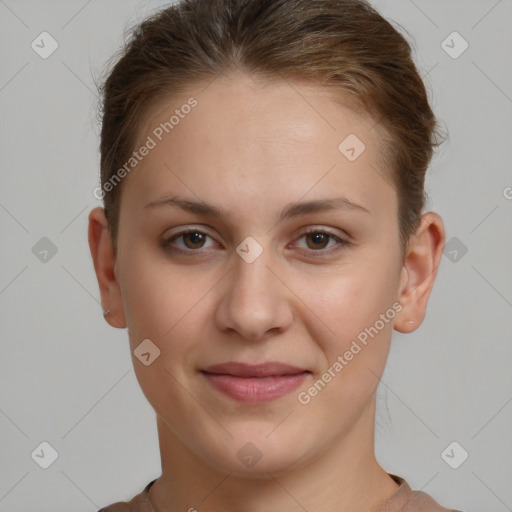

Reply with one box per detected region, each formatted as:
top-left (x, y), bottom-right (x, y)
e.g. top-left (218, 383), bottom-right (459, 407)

top-left (88, 0), bottom-right (461, 510)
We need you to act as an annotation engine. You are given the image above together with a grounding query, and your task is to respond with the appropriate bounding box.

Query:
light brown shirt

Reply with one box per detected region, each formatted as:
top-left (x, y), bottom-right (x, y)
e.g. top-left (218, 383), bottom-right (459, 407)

top-left (98, 474), bottom-right (463, 511)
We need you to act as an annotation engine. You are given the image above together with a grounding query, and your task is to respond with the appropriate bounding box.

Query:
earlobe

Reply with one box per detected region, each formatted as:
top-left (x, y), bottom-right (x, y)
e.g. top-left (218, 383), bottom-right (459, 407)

top-left (394, 212), bottom-right (445, 334)
top-left (88, 207), bottom-right (127, 329)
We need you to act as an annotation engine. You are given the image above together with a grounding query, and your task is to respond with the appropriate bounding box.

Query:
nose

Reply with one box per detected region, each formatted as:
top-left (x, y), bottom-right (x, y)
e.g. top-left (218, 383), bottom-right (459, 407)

top-left (215, 248), bottom-right (294, 341)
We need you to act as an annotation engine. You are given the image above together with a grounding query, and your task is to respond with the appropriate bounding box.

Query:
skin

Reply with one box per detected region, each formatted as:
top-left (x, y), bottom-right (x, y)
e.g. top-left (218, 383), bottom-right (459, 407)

top-left (88, 71), bottom-right (445, 512)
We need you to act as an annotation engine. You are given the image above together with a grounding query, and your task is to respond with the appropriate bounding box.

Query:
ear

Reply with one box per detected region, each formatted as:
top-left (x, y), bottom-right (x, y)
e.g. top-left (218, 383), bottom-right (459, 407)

top-left (394, 212), bottom-right (445, 333)
top-left (88, 207), bottom-right (127, 329)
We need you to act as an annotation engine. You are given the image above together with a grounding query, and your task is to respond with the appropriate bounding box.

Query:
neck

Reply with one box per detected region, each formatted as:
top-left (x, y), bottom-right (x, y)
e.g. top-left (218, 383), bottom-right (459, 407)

top-left (149, 400), bottom-right (398, 512)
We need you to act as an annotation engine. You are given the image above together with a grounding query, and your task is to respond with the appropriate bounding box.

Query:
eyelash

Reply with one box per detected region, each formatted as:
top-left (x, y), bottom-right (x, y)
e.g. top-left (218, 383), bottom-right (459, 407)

top-left (162, 227), bottom-right (349, 257)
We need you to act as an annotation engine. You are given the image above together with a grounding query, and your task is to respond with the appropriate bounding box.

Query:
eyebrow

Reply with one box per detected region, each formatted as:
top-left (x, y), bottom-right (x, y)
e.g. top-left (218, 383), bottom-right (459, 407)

top-left (144, 195), bottom-right (370, 220)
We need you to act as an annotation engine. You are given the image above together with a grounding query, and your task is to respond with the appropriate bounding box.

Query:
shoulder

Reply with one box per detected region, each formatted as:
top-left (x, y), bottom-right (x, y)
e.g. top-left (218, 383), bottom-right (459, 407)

top-left (411, 489), bottom-right (464, 512)
top-left (376, 475), bottom-right (464, 512)
top-left (97, 479), bottom-right (157, 512)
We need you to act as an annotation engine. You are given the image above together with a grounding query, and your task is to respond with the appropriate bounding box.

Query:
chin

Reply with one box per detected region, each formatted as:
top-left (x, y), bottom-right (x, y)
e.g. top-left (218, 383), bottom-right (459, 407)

top-left (197, 429), bottom-right (311, 479)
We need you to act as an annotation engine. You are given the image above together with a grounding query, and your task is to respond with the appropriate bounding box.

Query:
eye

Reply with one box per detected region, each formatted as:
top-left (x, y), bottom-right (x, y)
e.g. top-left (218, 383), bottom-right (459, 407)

top-left (164, 229), bottom-right (220, 252)
top-left (162, 227), bottom-right (348, 256)
top-left (293, 229), bottom-right (348, 253)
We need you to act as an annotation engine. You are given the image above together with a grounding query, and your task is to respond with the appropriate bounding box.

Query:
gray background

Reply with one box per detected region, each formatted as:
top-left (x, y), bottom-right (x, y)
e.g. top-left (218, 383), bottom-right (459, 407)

top-left (0, 0), bottom-right (511, 510)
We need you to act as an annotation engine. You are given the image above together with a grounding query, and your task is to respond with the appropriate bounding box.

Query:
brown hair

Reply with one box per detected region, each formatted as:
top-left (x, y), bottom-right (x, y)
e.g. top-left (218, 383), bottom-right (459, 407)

top-left (98, 0), bottom-right (442, 254)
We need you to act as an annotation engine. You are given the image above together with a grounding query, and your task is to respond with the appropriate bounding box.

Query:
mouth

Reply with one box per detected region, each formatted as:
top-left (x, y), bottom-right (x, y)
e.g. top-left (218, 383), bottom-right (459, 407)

top-left (200, 362), bottom-right (311, 403)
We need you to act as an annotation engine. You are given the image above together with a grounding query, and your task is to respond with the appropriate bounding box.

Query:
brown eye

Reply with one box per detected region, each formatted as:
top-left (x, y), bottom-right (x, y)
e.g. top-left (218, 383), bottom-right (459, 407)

top-left (182, 231), bottom-right (206, 249)
top-left (164, 229), bottom-right (218, 253)
top-left (292, 229), bottom-right (348, 255)
top-left (304, 232), bottom-right (330, 250)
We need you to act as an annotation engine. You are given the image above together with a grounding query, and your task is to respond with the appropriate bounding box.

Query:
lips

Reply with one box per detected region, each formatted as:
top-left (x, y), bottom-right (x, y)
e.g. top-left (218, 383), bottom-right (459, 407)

top-left (202, 362), bottom-right (308, 378)
top-left (201, 362), bottom-right (311, 403)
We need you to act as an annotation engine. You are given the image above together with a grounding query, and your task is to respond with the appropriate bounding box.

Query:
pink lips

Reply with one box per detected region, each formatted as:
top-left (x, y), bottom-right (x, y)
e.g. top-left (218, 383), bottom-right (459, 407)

top-left (201, 362), bottom-right (310, 403)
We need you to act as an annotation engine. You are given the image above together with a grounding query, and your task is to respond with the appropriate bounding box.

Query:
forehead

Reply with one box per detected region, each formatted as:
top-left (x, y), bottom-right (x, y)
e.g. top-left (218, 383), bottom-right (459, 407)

top-left (122, 72), bottom-right (396, 218)
top-left (138, 71), bottom-right (377, 153)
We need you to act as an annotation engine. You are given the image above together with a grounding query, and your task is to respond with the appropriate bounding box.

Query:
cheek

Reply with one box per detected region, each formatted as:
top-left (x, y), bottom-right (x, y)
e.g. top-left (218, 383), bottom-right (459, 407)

top-left (117, 245), bottom-right (221, 370)
top-left (117, 243), bottom-right (185, 331)
top-left (297, 268), bottom-right (399, 416)
top-left (304, 253), bottom-right (400, 360)
top-left (119, 252), bottom-right (209, 409)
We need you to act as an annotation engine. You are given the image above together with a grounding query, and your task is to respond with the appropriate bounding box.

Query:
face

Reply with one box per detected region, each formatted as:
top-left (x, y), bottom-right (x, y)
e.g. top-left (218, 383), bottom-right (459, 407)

top-left (105, 72), bottom-right (410, 476)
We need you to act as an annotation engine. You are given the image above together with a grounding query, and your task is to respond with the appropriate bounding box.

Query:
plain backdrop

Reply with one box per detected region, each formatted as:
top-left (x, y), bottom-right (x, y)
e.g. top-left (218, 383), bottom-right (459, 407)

top-left (0, 0), bottom-right (511, 510)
